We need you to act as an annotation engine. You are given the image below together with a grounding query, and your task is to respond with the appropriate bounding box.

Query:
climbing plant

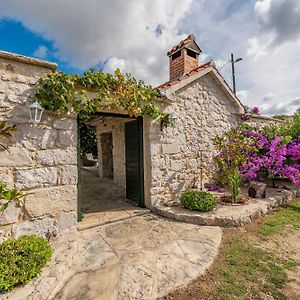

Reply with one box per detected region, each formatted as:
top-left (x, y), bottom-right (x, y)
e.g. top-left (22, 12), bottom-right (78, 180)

top-left (34, 69), bottom-right (167, 121)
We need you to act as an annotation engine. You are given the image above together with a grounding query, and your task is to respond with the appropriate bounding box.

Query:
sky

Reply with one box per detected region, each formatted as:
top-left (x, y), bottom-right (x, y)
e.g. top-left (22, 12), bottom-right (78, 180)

top-left (0, 0), bottom-right (300, 116)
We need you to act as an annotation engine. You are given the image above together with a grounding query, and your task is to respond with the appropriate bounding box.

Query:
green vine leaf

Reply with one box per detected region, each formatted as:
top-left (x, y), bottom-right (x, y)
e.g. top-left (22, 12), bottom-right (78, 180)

top-left (34, 69), bottom-right (164, 121)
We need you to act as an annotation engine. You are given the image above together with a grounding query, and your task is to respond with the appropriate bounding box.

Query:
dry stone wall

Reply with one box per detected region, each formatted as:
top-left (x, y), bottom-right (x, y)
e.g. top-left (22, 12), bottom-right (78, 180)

top-left (247, 115), bottom-right (281, 128)
top-left (0, 54), bottom-right (77, 242)
top-left (149, 74), bottom-right (239, 207)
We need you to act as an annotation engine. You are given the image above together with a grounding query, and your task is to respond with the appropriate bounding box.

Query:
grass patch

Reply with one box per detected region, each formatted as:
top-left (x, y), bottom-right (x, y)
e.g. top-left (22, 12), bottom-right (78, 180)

top-left (213, 237), bottom-right (296, 300)
top-left (161, 200), bottom-right (300, 300)
top-left (259, 199), bottom-right (300, 236)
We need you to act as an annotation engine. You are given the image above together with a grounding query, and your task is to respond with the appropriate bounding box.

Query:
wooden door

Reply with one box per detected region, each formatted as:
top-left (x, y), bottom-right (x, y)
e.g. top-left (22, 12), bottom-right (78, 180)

top-left (125, 118), bottom-right (144, 206)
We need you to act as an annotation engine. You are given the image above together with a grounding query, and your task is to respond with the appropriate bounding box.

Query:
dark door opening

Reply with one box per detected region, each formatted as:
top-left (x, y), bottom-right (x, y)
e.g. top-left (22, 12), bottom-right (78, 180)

top-left (125, 117), bottom-right (144, 207)
top-left (100, 132), bottom-right (113, 179)
top-left (77, 113), bottom-right (145, 224)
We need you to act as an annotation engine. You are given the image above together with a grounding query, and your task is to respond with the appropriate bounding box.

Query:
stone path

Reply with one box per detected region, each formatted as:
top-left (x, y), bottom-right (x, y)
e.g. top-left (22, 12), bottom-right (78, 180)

top-left (79, 167), bottom-right (149, 230)
top-left (4, 214), bottom-right (222, 300)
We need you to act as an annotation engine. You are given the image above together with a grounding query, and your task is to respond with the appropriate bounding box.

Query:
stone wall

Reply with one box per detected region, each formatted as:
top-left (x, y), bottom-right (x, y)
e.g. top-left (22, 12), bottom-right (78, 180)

top-left (247, 114), bottom-right (282, 128)
top-left (0, 53), bottom-right (78, 242)
top-left (148, 73), bottom-right (240, 207)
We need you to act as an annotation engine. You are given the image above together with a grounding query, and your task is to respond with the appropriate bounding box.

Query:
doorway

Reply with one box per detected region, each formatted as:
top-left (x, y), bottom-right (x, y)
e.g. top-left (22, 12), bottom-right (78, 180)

top-left (77, 114), bottom-right (146, 228)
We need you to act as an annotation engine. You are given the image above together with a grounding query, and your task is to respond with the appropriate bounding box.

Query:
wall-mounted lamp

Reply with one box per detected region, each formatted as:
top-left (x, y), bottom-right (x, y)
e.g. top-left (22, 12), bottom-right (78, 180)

top-left (158, 90), bottom-right (166, 97)
top-left (168, 113), bottom-right (178, 123)
top-left (29, 102), bottom-right (44, 124)
top-left (160, 112), bottom-right (177, 130)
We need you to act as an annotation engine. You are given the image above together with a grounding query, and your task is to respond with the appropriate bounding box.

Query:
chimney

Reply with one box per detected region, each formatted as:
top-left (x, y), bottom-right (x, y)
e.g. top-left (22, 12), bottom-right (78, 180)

top-left (167, 34), bottom-right (202, 81)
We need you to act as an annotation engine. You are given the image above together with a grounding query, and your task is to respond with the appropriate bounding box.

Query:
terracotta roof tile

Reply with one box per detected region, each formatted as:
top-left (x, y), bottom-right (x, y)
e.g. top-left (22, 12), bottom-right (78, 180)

top-left (167, 34), bottom-right (195, 56)
top-left (157, 61), bottom-right (212, 91)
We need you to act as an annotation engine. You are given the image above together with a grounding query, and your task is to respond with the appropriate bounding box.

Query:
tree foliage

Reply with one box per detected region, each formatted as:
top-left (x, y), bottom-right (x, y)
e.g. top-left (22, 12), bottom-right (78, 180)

top-left (79, 123), bottom-right (97, 157)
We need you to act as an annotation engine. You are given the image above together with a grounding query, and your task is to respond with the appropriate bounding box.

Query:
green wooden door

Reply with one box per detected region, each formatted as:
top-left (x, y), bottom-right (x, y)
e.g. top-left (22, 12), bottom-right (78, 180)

top-left (125, 118), bottom-right (144, 206)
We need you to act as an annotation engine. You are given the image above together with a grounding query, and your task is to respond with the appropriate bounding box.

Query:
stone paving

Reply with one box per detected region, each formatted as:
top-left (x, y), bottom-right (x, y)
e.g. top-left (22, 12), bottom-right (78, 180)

top-left (79, 167), bottom-right (149, 230)
top-left (3, 214), bottom-right (222, 300)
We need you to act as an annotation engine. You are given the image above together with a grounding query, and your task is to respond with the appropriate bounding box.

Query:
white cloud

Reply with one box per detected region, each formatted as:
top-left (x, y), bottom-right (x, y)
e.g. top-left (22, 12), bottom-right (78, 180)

top-left (260, 96), bottom-right (300, 116)
top-left (0, 0), bottom-right (193, 86)
top-left (247, 37), bottom-right (270, 59)
top-left (0, 0), bottom-right (300, 116)
top-left (33, 45), bottom-right (48, 59)
top-left (255, 0), bottom-right (300, 46)
top-left (262, 93), bottom-right (276, 102)
top-left (236, 90), bottom-right (249, 102)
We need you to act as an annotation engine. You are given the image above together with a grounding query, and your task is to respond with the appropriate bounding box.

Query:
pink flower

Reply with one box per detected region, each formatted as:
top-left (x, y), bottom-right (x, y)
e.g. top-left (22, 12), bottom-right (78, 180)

top-left (252, 107), bottom-right (260, 114)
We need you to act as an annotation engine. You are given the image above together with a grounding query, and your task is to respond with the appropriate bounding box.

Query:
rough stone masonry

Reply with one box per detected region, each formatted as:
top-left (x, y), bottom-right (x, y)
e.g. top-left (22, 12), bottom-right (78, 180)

top-left (0, 51), bottom-right (78, 242)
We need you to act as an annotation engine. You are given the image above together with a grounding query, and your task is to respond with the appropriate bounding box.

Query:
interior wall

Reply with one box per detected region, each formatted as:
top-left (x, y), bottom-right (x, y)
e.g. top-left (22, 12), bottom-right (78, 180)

top-left (100, 132), bottom-right (113, 179)
top-left (96, 118), bottom-right (129, 196)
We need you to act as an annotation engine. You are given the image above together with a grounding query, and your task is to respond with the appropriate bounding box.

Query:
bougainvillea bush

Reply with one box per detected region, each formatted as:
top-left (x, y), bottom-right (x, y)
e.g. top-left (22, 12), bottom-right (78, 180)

top-left (212, 111), bottom-right (300, 201)
top-left (241, 126), bottom-right (300, 186)
top-left (213, 125), bottom-right (258, 202)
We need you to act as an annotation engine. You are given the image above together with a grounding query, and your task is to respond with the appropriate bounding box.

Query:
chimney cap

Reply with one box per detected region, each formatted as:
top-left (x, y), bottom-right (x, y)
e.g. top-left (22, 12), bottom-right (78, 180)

top-left (167, 34), bottom-right (202, 56)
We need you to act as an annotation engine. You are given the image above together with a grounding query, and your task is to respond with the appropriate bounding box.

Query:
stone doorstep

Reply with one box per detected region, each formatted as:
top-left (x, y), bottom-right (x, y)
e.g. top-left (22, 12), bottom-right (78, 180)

top-left (78, 209), bottom-right (150, 231)
top-left (153, 189), bottom-right (297, 227)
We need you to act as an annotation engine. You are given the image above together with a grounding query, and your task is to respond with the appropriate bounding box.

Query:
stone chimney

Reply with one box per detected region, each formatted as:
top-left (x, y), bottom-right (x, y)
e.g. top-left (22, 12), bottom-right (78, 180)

top-left (167, 34), bottom-right (202, 81)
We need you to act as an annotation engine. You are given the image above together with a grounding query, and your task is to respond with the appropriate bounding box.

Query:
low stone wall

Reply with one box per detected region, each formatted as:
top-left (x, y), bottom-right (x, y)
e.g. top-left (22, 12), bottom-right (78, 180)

top-left (247, 114), bottom-right (281, 128)
top-left (0, 52), bottom-right (78, 242)
top-left (153, 188), bottom-right (297, 227)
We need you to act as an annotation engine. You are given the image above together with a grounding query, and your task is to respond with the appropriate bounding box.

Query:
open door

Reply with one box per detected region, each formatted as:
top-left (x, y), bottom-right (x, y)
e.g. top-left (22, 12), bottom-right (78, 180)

top-left (125, 117), bottom-right (144, 206)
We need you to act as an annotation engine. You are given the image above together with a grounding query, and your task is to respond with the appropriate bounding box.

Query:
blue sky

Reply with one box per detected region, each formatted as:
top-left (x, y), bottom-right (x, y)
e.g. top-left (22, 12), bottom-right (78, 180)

top-left (0, 0), bottom-right (300, 116)
top-left (0, 20), bottom-right (80, 74)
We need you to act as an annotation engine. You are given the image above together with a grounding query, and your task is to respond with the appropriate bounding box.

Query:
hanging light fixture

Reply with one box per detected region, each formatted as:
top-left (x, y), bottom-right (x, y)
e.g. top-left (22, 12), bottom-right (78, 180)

top-left (29, 102), bottom-right (44, 124)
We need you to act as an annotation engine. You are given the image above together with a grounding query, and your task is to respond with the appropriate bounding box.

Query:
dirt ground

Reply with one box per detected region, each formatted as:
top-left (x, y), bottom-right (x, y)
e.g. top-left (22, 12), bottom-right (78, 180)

top-left (265, 229), bottom-right (300, 299)
top-left (160, 218), bottom-right (300, 300)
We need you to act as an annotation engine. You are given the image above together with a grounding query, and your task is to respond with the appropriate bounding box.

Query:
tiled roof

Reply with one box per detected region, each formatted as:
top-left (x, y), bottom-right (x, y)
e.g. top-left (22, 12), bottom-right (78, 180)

top-left (167, 34), bottom-right (195, 56)
top-left (157, 61), bottom-right (212, 91)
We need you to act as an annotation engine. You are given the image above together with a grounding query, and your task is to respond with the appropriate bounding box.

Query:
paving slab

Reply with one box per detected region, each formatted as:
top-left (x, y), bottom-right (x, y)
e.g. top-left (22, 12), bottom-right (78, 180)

top-left (3, 214), bottom-right (222, 300)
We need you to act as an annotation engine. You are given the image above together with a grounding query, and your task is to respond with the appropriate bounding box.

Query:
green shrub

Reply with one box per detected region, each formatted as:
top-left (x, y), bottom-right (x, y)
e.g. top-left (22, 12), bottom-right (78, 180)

top-left (180, 191), bottom-right (217, 212)
top-left (225, 169), bottom-right (241, 203)
top-left (0, 235), bottom-right (52, 293)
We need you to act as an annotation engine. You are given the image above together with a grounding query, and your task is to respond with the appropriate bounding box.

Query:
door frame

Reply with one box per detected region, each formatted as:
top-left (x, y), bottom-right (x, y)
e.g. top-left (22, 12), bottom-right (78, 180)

top-left (77, 113), bottom-right (145, 221)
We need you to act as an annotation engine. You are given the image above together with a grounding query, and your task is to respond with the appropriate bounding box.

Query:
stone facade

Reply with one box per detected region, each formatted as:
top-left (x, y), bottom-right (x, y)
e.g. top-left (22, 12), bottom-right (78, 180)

top-left (0, 52), bottom-right (78, 241)
top-left (148, 73), bottom-right (240, 207)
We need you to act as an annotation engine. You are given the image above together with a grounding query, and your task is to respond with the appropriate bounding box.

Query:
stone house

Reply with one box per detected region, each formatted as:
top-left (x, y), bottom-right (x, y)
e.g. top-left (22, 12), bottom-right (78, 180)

top-left (0, 34), bottom-right (247, 239)
top-left (91, 34), bottom-right (244, 209)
